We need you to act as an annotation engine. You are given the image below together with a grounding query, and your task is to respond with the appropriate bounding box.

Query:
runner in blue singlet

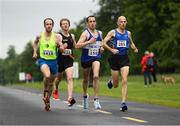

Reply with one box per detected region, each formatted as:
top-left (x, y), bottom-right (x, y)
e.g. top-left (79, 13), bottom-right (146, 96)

top-left (76, 15), bottom-right (104, 110)
top-left (103, 16), bottom-right (138, 111)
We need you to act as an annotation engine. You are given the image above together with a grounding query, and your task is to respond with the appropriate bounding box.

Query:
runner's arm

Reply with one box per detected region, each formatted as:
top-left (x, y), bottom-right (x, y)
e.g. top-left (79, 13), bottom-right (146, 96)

top-left (75, 31), bottom-right (96, 48)
top-left (103, 30), bottom-right (119, 54)
top-left (99, 31), bottom-right (104, 54)
top-left (128, 31), bottom-right (138, 53)
top-left (71, 33), bottom-right (77, 48)
top-left (33, 33), bottom-right (41, 60)
top-left (55, 34), bottom-right (65, 52)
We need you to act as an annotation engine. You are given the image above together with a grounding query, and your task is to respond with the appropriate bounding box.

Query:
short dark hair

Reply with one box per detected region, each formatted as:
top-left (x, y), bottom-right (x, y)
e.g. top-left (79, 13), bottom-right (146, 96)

top-left (44, 18), bottom-right (54, 26)
top-left (86, 15), bottom-right (96, 22)
top-left (60, 18), bottom-right (70, 26)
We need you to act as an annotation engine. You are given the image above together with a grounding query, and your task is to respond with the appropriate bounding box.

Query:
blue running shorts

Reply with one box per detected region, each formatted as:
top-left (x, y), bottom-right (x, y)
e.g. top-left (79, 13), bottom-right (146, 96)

top-left (38, 58), bottom-right (58, 75)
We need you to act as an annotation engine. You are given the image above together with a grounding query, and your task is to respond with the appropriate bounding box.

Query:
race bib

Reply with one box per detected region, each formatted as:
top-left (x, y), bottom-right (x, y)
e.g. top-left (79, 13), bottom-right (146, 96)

top-left (117, 40), bottom-right (126, 47)
top-left (43, 50), bottom-right (54, 55)
top-left (88, 48), bottom-right (99, 56)
top-left (62, 49), bottom-right (72, 55)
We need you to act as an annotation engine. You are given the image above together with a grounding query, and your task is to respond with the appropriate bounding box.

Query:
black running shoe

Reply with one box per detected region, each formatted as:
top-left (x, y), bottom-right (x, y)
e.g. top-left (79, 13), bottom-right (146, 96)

top-left (120, 102), bottom-right (128, 112)
top-left (68, 98), bottom-right (76, 107)
top-left (107, 77), bottom-right (113, 89)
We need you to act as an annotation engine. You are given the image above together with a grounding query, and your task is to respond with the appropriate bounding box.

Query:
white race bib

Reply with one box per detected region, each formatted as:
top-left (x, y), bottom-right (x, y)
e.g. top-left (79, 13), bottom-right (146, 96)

top-left (117, 40), bottom-right (126, 47)
top-left (62, 49), bottom-right (72, 55)
top-left (43, 50), bottom-right (53, 55)
top-left (88, 48), bottom-right (99, 56)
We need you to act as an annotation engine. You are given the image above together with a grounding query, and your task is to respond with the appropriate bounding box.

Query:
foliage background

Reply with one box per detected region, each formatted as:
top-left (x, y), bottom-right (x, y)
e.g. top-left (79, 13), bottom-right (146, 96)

top-left (0, 0), bottom-right (179, 84)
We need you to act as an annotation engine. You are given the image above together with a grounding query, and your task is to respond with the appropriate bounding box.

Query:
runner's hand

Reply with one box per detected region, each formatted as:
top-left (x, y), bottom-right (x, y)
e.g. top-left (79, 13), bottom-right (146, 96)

top-left (32, 53), bottom-right (38, 60)
top-left (134, 48), bottom-right (138, 53)
top-left (59, 45), bottom-right (65, 52)
top-left (111, 48), bottom-right (119, 55)
top-left (63, 43), bottom-right (68, 49)
top-left (89, 37), bottom-right (96, 44)
top-left (100, 47), bottom-right (104, 54)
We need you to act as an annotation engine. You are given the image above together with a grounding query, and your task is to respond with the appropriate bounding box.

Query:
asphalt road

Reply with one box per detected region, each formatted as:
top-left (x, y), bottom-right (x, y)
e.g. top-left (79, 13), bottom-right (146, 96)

top-left (0, 85), bottom-right (180, 125)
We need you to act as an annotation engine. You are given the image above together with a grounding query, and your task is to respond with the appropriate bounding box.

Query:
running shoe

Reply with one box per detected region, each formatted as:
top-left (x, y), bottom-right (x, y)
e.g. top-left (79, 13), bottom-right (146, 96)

top-left (43, 91), bottom-right (50, 112)
top-left (120, 102), bottom-right (128, 112)
top-left (107, 77), bottom-right (113, 89)
top-left (68, 97), bottom-right (76, 107)
top-left (83, 96), bottom-right (89, 109)
top-left (53, 89), bottom-right (59, 100)
top-left (94, 99), bottom-right (101, 109)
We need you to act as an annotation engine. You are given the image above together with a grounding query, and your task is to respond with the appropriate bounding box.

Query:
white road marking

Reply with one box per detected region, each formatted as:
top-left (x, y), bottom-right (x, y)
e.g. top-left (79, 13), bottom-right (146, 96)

top-left (76, 105), bottom-right (83, 108)
top-left (95, 109), bottom-right (112, 114)
top-left (122, 116), bottom-right (148, 123)
top-left (63, 101), bottom-right (68, 104)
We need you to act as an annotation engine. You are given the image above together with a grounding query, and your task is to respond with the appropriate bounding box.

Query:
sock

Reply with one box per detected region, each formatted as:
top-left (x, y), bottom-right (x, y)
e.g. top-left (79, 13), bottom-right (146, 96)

top-left (94, 98), bottom-right (98, 101)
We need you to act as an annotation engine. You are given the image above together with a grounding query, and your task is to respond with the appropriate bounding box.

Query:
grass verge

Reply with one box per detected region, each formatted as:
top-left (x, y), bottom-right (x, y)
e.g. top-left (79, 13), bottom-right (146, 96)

top-left (10, 74), bottom-right (180, 108)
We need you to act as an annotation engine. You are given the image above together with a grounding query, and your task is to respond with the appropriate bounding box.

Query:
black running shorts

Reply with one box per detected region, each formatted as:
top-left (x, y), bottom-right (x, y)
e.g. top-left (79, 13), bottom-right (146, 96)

top-left (108, 54), bottom-right (130, 70)
top-left (58, 57), bottom-right (73, 73)
top-left (81, 59), bottom-right (100, 69)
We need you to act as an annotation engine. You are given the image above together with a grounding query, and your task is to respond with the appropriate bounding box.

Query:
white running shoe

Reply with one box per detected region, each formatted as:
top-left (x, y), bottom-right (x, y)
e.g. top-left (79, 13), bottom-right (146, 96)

top-left (83, 96), bottom-right (89, 109)
top-left (94, 99), bottom-right (101, 109)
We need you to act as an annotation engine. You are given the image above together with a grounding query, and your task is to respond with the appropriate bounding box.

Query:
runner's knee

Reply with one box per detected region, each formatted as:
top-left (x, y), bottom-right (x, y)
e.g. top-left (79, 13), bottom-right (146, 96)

top-left (83, 74), bottom-right (89, 84)
top-left (44, 76), bottom-right (51, 81)
top-left (67, 76), bottom-right (73, 82)
top-left (55, 77), bottom-right (61, 83)
top-left (113, 80), bottom-right (119, 88)
top-left (49, 83), bottom-right (53, 87)
top-left (114, 84), bottom-right (118, 88)
top-left (122, 79), bottom-right (127, 86)
top-left (83, 78), bottom-right (88, 84)
top-left (122, 78), bottom-right (127, 82)
top-left (93, 75), bottom-right (99, 81)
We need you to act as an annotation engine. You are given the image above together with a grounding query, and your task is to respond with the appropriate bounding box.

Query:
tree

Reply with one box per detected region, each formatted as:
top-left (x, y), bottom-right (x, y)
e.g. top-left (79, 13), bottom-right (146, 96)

top-left (95, 0), bottom-right (180, 73)
top-left (0, 59), bottom-right (5, 84)
top-left (3, 45), bottom-right (18, 84)
top-left (19, 41), bottom-right (42, 81)
top-left (150, 1), bottom-right (180, 72)
top-left (6, 45), bottom-right (16, 60)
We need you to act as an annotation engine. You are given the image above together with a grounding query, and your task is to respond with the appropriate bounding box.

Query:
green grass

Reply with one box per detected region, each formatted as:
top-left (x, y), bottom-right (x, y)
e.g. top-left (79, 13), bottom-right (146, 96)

top-left (11, 74), bottom-right (180, 108)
